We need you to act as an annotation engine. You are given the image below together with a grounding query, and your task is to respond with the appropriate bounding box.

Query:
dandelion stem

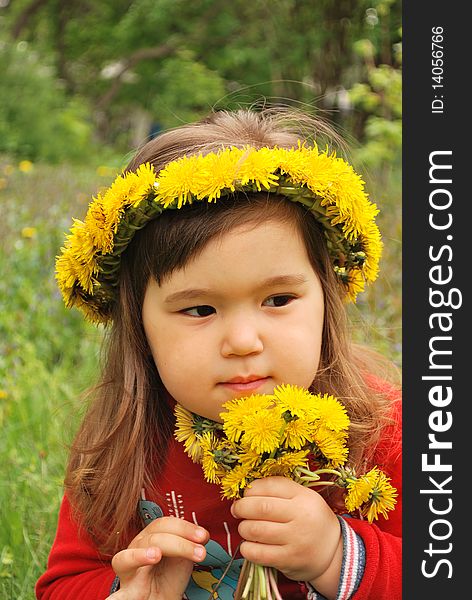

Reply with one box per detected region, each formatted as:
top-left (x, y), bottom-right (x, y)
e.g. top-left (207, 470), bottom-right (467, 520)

top-left (305, 480), bottom-right (337, 487)
top-left (312, 468), bottom-right (343, 477)
top-left (254, 564), bottom-right (261, 598)
top-left (297, 475), bottom-right (322, 483)
top-left (210, 542), bottom-right (242, 599)
top-left (233, 557), bottom-right (250, 599)
top-left (296, 467), bottom-right (321, 479)
top-left (297, 466), bottom-right (341, 478)
top-left (258, 564), bottom-right (267, 598)
top-left (265, 567), bottom-right (273, 600)
top-left (242, 561), bottom-right (255, 599)
top-left (268, 567), bottom-right (283, 600)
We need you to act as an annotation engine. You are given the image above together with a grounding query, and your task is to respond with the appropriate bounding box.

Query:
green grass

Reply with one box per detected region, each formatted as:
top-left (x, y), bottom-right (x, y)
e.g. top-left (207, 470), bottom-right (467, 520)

top-left (0, 157), bottom-right (401, 598)
top-left (1, 159), bottom-right (109, 598)
top-left (348, 163), bottom-right (402, 368)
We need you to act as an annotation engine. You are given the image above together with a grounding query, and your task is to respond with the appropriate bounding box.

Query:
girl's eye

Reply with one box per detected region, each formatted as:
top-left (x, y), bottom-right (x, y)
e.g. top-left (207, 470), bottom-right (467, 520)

top-left (181, 305), bottom-right (215, 317)
top-left (263, 295), bottom-right (295, 308)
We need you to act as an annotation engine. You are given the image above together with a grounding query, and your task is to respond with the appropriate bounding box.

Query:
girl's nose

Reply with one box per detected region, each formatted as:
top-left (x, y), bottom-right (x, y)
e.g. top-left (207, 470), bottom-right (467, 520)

top-left (220, 315), bottom-right (264, 357)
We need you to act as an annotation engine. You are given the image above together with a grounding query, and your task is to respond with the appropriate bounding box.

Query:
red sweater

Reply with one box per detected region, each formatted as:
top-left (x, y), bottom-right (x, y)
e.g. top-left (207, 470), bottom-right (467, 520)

top-left (36, 392), bottom-right (401, 600)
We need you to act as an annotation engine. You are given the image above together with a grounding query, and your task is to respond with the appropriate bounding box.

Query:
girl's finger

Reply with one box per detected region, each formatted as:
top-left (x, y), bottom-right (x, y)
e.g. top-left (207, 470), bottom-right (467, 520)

top-left (243, 476), bottom-right (301, 498)
top-left (237, 519), bottom-right (288, 545)
top-left (239, 540), bottom-right (286, 571)
top-left (138, 516), bottom-right (208, 545)
top-left (141, 532), bottom-right (207, 563)
top-left (111, 546), bottom-right (162, 578)
top-left (231, 495), bottom-right (292, 523)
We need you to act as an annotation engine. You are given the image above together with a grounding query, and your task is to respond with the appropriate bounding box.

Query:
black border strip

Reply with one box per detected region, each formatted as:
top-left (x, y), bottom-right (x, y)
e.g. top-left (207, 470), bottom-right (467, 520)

top-left (403, 3), bottom-right (467, 596)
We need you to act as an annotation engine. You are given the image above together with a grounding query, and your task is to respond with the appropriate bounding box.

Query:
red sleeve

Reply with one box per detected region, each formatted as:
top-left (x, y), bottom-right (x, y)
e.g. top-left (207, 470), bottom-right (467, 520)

top-left (350, 390), bottom-right (402, 600)
top-left (35, 495), bottom-right (116, 600)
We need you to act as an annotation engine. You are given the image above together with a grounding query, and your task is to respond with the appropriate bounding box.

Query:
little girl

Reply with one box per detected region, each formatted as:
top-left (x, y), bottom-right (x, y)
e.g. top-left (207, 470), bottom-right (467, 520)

top-left (36, 109), bottom-right (401, 600)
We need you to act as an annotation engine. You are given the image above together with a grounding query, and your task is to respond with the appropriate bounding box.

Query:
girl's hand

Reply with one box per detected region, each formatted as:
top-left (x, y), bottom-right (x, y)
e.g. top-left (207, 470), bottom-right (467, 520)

top-left (107, 516), bottom-right (209, 600)
top-left (231, 477), bottom-right (342, 596)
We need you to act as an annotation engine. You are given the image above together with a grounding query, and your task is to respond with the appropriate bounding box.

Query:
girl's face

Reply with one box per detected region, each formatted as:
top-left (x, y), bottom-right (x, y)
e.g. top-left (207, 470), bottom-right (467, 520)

top-left (142, 220), bottom-right (324, 421)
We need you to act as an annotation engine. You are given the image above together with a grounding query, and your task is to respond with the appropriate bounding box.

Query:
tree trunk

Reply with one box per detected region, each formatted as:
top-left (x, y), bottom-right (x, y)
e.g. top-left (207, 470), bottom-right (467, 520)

top-left (11, 0), bottom-right (48, 39)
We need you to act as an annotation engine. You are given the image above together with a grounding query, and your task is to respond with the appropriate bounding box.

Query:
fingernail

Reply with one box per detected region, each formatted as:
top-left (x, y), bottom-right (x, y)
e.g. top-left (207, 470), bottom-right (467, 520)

top-left (194, 546), bottom-right (205, 560)
top-left (146, 547), bottom-right (157, 560)
top-left (195, 528), bottom-right (206, 540)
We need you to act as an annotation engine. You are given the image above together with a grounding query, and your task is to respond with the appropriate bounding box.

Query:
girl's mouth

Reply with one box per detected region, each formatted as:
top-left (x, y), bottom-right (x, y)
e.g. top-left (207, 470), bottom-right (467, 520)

top-left (220, 376), bottom-right (270, 392)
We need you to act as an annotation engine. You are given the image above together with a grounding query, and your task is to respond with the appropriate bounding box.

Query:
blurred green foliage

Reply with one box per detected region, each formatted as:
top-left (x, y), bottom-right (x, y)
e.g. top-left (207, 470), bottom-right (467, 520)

top-left (348, 41), bottom-right (402, 169)
top-left (1, 0), bottom-right (401, 162)
top-left (148, 52), bottom-right (227, 129)
top-left (0, 43), bottom-right (94, 162)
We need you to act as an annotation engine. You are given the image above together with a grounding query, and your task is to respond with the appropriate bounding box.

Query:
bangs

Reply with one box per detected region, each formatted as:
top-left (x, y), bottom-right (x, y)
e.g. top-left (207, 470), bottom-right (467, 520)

top-left (123, 193), bottom-right (325, 290)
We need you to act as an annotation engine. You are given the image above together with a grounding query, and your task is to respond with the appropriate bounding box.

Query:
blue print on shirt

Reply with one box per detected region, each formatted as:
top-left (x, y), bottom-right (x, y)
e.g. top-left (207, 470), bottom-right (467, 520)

top-left (185, 538), bottom-right (243, 599)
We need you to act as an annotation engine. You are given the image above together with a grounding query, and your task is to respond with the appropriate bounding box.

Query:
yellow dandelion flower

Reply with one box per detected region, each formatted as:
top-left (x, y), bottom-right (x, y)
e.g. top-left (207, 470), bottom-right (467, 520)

top-left (155, 154), bottom-right (203, 208)
top-left (56, 164), bottom-right (156, 316)
top-left (238, 448), bottom-right (263, 470)
top-left (0, 390), bottom-right (8, 400)
top-left (345, 268), bottom-right (366, 303)
top-left (300, 150), bottom-right (342, 199)
top-left (220, 415), bottom-right (245, 445)
top-left (222, 393), bottom-right (272, 416)
top-left (101, 163), bottom-right (156, 225)
top-left (181, 433), bottom-right (202, 463)
top-left (259, 450), bottom-right (309, 478)
top-left (18, 160), bottom-right (33, 173)
top-left (174, 404), bottom-right (197, 439)
top-left (55, 240), bottom-right (96, 298)
top-left (194, 147), bottom-right (242, 201)
top-left (200, 433), bottom-right (227, 484)
top-left (174, 405), bottom-right (203, 463)
top-left (129, 162), bottom-right (157, 206)
top-left (361, 223), bottom-right (383, 282)
top-left (345, 471), bottom-right (377, 513)
top-left (312, 425), bottom-right (349, 467)
top-left (64, 221), bottom-right (98, 293)
top-left (276, 144), bottom-right (313, 183)
top-left (273, 383), bottom-right (314, 419)
top-left (56, 247), bottom-right (96, 302)
top-left (221, 394), bottom-right (272, 443)
top-left (236, 147), bottom-right (280, 190)
top-left (241, 408), bottom-right (285, 454)
top-left (21, 227), bottom-right (37, 239)
top-left (361, 468), bottom-right (398, 522)
top-left (282, 418), bottom-right (314, 450)
top-left (220, 463), bottom-right (255, 500)
top-left (55, 254), bottom-right (77, 301)
top-left (85, 198), bottom-right (113, 253)
top-left (72, 295), bottom-right (105, 324)
top-left (309, 394), bottom-right (350, 432)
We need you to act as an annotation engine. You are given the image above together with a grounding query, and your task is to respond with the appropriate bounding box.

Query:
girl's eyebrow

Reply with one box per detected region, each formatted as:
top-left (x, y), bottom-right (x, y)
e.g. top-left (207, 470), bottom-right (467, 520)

top-left (164, 274), bottom-right (308, 305)
top-left (164, 288), bottom-right (213, 304)
top-left (259, 273), bottom-right (308, 288)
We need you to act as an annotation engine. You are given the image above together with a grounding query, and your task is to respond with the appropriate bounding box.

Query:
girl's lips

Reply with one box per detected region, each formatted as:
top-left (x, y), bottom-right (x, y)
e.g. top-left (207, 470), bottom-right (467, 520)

top-left (220, 377), bottom-right (269, 392)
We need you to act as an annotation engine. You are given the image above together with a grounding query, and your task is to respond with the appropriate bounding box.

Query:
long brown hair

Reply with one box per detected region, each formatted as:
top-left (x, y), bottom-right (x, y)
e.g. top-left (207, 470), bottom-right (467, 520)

top-left (65, 109), bottom-right (399, 554)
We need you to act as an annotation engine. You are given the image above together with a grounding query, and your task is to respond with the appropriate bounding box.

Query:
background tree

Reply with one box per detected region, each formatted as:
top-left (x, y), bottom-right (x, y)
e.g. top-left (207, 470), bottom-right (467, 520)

top-left (1, 0), bottom-right (401, 161)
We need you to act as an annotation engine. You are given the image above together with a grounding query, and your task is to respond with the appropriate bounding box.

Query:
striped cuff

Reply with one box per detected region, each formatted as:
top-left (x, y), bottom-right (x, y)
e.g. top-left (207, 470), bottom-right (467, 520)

top-left (305, 516), bottom-right (366, 600)
top-left (110, 575), bottom-right (120, 594)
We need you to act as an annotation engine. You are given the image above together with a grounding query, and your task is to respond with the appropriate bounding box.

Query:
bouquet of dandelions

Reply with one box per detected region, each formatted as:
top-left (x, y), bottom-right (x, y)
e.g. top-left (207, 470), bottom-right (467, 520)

top-left (174, 384), bottom-right (397, 600)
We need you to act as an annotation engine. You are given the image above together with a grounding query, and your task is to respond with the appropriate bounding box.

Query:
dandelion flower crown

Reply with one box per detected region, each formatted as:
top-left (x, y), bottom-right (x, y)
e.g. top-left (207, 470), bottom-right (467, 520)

top-left (56, 144), bottom-right (382, 324)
